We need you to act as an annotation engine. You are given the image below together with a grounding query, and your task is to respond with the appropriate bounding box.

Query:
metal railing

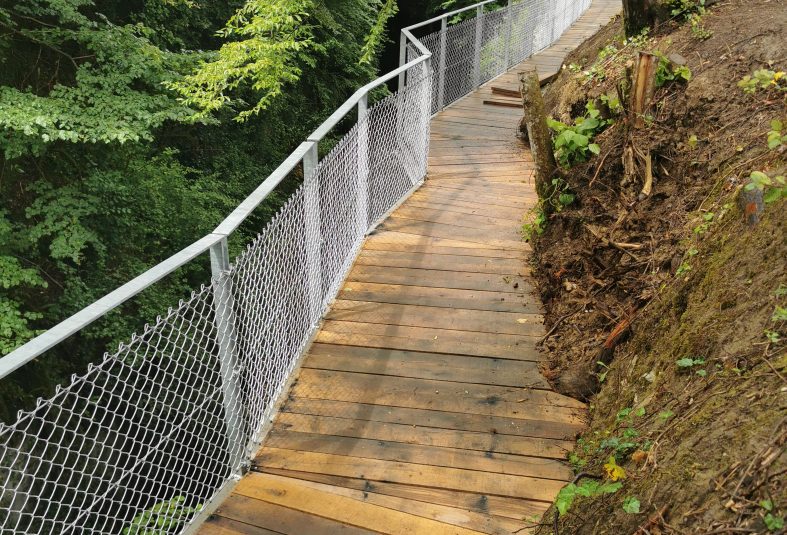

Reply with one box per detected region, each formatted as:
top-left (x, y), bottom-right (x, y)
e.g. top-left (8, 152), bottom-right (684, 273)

top-left (0, 0), bottom-right (590, 532)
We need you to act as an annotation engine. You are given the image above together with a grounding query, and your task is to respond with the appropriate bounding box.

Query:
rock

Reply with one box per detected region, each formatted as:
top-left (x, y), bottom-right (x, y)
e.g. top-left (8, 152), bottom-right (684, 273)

top-left (554, 363), bottom-right (600, 401)
top-left (668, 52), bottom-right (687, 66)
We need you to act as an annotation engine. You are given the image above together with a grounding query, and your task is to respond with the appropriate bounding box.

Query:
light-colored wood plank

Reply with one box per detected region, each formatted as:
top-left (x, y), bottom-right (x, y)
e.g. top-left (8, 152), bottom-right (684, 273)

top-left (233, 472), bottom-right (488, 535)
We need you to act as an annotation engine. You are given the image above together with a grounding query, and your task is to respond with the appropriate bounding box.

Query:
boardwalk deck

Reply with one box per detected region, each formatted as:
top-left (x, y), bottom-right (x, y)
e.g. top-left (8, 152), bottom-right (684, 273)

top-left (199, 2), bottom-right (620, 533)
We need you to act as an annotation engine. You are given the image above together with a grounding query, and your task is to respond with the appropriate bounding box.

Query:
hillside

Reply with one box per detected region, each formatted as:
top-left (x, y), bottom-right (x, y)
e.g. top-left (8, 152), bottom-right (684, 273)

top-left (529, 0), bottom-right (786, 532)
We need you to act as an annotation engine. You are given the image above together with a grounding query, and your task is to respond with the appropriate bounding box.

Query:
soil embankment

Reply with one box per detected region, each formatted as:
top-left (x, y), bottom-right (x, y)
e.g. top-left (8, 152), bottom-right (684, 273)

top-left (529, 1), bottom-right (786, 532)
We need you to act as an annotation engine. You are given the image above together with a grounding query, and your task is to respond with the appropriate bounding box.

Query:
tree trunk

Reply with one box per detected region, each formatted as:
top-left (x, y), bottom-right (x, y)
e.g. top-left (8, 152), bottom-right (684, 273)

top-left (622, 0), bottom-right (664, 36)
top-left (519, 68), bottom-right (556, 200)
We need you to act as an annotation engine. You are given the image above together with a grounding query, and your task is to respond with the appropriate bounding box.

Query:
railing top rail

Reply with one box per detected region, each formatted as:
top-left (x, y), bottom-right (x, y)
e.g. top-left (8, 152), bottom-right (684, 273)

top-left (402, 0), bottom-right (497, 32)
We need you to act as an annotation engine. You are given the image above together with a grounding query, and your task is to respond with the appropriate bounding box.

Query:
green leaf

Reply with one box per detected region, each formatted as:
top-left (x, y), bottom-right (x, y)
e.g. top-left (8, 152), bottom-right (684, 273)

top-left (622, 496), bottom-right (641, 514)
top-left (676, 357), bottom-right (696, 367)
top-left (763, 188), bottom-right (783, 204)
top-left (588, 143), bottom-right (601, 155)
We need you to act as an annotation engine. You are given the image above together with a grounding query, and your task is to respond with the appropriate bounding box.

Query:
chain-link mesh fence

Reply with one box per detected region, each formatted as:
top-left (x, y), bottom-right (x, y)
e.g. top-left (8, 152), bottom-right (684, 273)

top-left (419, 0), bottom-right (592, 114)
top-left (0, 1), bottom-right (588, 532)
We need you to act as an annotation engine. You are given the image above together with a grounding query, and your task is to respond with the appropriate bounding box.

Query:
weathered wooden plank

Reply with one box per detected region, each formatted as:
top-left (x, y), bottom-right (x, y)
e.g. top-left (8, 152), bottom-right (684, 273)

top-left (254, 449), bottom-right (567, 502)
top-left (259, 469), bottom-right (550, 521)
top-left (346, 265), bottom-right (531, 293)
top-left (232, 473), bottom-right (487, 535)
top-left (245, 472), bottom-right (529, 535)
top-left (304, 343), bottom-right (547, 387)
top-left (327, 300), bottom-right (544, 336)
top-left (355, 250), bottom-right (525, 275)
top-left (210, 495), bottom-right (375, 535)
top-left (280, 398), bottom-right (585, 439)
top-left (290, 369), bottom-right (586, 414)
top-left (338, 282), bottom-right (541, 314)
top-left (264, 430), bottom-right (573, 481)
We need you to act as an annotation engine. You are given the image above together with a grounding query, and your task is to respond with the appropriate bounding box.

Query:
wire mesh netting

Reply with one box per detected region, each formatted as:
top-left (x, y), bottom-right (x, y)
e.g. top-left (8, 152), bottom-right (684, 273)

top-left (0, 1), bottom-right (588, 532)
top-left (420, 0), bottom-right (592, 114)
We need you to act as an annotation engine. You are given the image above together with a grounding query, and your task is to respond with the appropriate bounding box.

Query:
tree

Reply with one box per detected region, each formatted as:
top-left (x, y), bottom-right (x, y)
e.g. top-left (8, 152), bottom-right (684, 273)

top-left (622, 0), bottom-right (667, 36)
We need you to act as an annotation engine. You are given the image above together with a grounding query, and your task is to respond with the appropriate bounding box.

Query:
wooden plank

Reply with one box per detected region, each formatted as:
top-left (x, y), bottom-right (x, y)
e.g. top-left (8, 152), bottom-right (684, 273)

top-left (346, 265), bottom-right (532, 293)
top-left (290, 369), bottom-right (586, 414)
top-left (355, 250), bottom-right (525, 275)
top-left (200, 516), bottom-right (285, 535)
top-left (361, 240), bottom-right (527, 258)
top-left (315, 326), bottom-right (541, 362)
top-left (365, 230), bottom-right (517, 251)
top-left (259, 469), bottom-right (549, 521)
top-left (304, 343), bottom-right (547, 387)
top-left (327, 300), bottom-right (544, 337)
top-left (264, 430), bottom-right (573, 481)
top-left (211, 494), bottom-right (374, 535)
top-left (280, 398), bottom-right (585, 440)
top-left (232, 472), bottom-right (487, 535)
top-left (248, 472), bottom-right (529, 535)
top-left (254, 449), bottom-right (567, 502)
top-left (338, 282), bottom-right (541, 314)
top-left (403, 199), bottom-right (527, 221)
top-left (379, 217), bottom-right (524, 248)
top-left (386, 207), bottom-right (515, 232)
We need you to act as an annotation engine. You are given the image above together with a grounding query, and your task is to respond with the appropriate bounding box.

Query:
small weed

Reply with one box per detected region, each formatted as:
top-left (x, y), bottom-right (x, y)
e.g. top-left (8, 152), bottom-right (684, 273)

top-left (548, 102), bottom-right (609, 168)
top-left (687, 134), bottom-right (699, 149)
top-left (688, 13), bottom-right (713, 39)
top-left (655, 54), bottom-right (692, 87)
top-left (761, 500), bottom-right (785, 532)
top-left (765, 330), bottom-right (781, 344)
top-left (767, 119), bottom-right (786, 149)
top-left (657, 410), bottom-right (675, 422)
top-left (622, 496), bottom-right (642, 514)
top-left (677, 357), bottom-right (707, 376)
top-left (555, 479), bottom-right (622, 516)
top-left (738, 69), bottom-right (787, 94)
top-left (775, 284), bottom-right (787, 298)
top-left (746, 171), bottom-right (787, 204)
top-left (772, 306), bottom-right (787, 322)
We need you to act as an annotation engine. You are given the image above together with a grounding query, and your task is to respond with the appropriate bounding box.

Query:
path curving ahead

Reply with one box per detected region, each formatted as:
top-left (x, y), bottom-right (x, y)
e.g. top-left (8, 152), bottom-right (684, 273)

top-left (199, 2), bottom-right (620, 533)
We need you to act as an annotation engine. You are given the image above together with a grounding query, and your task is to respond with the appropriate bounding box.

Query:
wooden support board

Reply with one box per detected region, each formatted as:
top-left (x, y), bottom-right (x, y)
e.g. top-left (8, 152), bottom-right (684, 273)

top-left (199, 1), bottom-right (622, 533)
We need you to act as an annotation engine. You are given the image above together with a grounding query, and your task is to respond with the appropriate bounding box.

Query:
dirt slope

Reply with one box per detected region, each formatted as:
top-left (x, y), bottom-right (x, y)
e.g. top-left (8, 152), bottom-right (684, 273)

top-left (529, 1), bottom-right (786, 533)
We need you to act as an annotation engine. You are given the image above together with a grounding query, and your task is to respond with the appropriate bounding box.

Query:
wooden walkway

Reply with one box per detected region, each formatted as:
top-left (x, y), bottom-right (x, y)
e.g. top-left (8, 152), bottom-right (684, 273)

top-left (200, 2), bottom-right (620, 534)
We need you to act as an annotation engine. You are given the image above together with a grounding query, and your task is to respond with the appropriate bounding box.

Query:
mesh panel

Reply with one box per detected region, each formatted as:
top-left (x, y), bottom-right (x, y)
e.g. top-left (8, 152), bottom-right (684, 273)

top-left (0, 1), bottom-right (589, 532)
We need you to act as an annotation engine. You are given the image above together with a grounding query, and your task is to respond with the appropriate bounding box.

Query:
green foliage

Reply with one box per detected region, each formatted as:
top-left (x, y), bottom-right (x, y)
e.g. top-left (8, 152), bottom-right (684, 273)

top-left (746, 171), bottom-right (787, 204)
top-left (123, 496), bottom-right (201, 535)
top-left (738, 69), bottom-right (787, 94)
top-left (666, 0), bottom-right (707, 17)
top-left (555, 479), bottom-right (622, 516)
top-left (547, 102), bottom-right (608, 168)
top-left (360, 0), bottom-right (398, 65)
top-left (655, 54), bottom-right (692, 88)
top-left (622, 496), bottom-right (641, 514)
top-left (165, 0), bottom-right (319, 122)
top-left (767, 120), bottom-right (786, 149)
top-left (522, 177), bottom-right (576, 241)
top-left (676, 356), bottom-right (707, 376)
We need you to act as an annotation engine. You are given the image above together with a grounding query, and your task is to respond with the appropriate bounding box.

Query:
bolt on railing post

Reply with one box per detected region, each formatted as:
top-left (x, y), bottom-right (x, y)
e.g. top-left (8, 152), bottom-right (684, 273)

top-left (303, 142), bottom-right (322, 324)
top-left (209, 237), bottom-right (245, 476)
top-left (473, 5), bottom-right (484, 88)
top-left (504, 0), bottom-right (513, 69)
top-left (356, 94), bottom-right (370, 235)
top-left (437, 17), bottom-right (448, 111)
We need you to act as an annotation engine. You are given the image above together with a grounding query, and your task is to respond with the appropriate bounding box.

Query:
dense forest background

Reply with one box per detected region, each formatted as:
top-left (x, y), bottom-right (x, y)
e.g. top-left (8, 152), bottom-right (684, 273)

top-left (0, 0), bottom-right (490, 421)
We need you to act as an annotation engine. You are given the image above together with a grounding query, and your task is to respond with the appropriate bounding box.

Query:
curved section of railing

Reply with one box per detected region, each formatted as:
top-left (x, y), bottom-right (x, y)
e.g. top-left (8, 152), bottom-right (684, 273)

top-left (0, 1), bottom-right (590, 533)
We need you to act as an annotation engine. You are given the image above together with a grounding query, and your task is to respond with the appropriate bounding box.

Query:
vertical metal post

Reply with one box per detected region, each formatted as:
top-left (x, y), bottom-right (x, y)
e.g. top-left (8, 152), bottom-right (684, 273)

top-left (397, 31), bottom-right (408, 94)
top-left (303, 142), bottom-right (322, 324)
top-left (437, 17), bottom-right (448, 111)
top-left (209, 238), bottom-right (245, 475)
top-left (473, 5), bottom-right (484, 88)
top-left (356, 94), bottom-right (370, 235)
top-left (504, 0), bottom-right (513, 69)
